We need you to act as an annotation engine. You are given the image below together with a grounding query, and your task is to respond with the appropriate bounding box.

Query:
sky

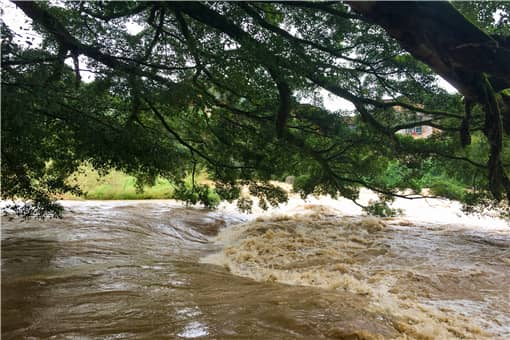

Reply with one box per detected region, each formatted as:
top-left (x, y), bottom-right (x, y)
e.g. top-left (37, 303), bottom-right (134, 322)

top-left (1, 0), bottom-right (458, 112)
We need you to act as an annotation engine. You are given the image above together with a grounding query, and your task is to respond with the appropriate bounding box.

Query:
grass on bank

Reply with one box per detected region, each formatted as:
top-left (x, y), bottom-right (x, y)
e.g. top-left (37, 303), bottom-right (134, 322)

top-left (64, 166), bottom-right (175, 200)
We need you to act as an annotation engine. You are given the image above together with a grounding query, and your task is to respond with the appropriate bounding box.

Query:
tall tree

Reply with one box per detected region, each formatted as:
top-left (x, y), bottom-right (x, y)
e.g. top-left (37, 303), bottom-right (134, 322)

top-left (2, 1), bottom-right (509, 216)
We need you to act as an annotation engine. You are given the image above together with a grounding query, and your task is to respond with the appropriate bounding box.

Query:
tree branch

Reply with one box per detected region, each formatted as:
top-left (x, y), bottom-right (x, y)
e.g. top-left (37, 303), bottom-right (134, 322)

top-left (143, 97), bottom-right (254, 171)
top-left (12, 1), bottom-right (177, 87)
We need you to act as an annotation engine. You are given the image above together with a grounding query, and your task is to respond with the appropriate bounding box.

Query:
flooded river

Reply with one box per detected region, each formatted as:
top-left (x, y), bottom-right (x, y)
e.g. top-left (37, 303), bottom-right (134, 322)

top-left (2, 197), bottom-right (509, 339)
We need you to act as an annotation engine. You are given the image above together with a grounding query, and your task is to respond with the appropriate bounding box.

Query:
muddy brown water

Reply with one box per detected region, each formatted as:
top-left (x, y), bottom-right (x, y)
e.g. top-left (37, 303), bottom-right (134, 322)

top-left (1, 200), bottom-right (509, 339)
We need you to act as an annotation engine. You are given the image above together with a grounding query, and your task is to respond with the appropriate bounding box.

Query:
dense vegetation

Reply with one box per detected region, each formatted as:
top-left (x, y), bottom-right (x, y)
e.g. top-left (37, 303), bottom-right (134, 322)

top-left (1, 1), bottom-right (509, 217)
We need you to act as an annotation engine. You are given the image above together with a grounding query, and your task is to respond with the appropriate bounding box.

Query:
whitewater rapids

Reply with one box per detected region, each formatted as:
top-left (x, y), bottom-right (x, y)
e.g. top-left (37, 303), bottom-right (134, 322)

top-left (2, 191), bottom-right (509, 339)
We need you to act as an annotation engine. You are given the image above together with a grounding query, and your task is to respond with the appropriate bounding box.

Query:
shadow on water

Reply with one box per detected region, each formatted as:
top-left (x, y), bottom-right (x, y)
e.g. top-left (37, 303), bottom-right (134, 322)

top-left (1, 237), bottom-right (60, 339)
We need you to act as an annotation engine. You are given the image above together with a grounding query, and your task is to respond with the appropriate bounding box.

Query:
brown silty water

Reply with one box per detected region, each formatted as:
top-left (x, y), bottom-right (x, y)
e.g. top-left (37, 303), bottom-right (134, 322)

top-left (1, 200), bottom-right (509, 339)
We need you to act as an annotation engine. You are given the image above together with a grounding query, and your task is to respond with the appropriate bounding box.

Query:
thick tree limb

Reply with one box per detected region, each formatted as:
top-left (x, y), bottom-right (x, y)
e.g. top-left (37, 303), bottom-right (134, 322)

top-left (347, 1), bottom-right (510, 98)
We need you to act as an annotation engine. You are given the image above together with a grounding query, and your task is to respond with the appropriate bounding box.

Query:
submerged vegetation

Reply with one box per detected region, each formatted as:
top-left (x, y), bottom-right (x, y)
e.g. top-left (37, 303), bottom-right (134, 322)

top-left (1, 1), bottom-right (509, 217)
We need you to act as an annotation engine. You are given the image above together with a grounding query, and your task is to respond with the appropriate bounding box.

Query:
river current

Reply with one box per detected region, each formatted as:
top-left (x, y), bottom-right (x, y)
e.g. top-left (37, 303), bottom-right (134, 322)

top-left (2, 196), bottom-right (509, 339)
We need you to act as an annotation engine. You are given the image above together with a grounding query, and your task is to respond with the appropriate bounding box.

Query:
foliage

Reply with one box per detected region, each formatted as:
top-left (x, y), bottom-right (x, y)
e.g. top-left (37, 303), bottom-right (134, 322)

top-left (173, 173), bottom-right (220, 209)
top-left (3, 193), bottom-right (64, 219)
top-left (363, 200), bottom-right (402, 218)
top-left (1, 1), bottom-right (509, 217)
top-left (462, 192), bottom-right (510, 219)
top-left (452, 1), bottom-right (509, 34)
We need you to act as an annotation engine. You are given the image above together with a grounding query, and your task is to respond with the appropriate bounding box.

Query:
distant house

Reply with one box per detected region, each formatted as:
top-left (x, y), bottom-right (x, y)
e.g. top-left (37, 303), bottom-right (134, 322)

top-left (390, 103), bottom-right (440, 139)
top-left (339, 103), bottom-right (440, 138)
top-left (399, 124), bottom-right (439, 139)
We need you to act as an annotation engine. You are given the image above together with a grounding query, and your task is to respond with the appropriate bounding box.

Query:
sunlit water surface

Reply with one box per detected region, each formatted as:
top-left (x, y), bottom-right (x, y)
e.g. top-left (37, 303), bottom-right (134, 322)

top-left (2, 197), bottom-right (509, 339)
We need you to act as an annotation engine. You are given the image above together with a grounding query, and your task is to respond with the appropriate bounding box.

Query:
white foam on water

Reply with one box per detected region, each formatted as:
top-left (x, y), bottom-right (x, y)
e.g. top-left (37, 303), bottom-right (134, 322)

top-left (202, 198), bottom-right (509, 339)
top-left (216, 188), bottom-right (508, 230)
top-left (177, 321), bottom-right (208, 338)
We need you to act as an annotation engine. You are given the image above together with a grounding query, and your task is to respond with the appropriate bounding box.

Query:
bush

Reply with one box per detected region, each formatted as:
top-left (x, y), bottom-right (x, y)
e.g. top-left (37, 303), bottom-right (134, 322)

top-left (173, 177), bottom-right (220, 209)
top-left (363, 200), bottom-right (402, 217)
top-left (429, 180), bottom-right (466, 201)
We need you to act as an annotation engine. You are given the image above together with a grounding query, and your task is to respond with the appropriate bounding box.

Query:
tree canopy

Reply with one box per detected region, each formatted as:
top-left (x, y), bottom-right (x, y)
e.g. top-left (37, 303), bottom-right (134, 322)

top-left (2, 1), bottom-right (509, 217)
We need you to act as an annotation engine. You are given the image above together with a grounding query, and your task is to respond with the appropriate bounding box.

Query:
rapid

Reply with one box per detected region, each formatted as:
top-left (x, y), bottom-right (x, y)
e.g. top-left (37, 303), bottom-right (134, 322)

top-left (2, 193), bottom-right (509, 339)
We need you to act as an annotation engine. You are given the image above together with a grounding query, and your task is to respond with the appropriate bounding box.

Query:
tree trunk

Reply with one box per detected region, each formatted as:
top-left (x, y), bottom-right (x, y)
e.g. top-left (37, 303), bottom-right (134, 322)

top-left (347, 1), bottom-right (510, 100)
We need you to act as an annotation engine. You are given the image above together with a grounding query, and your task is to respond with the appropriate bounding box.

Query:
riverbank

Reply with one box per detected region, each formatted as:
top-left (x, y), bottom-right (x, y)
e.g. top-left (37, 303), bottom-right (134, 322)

top-left (63, 166), bottom-right (175, 200)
